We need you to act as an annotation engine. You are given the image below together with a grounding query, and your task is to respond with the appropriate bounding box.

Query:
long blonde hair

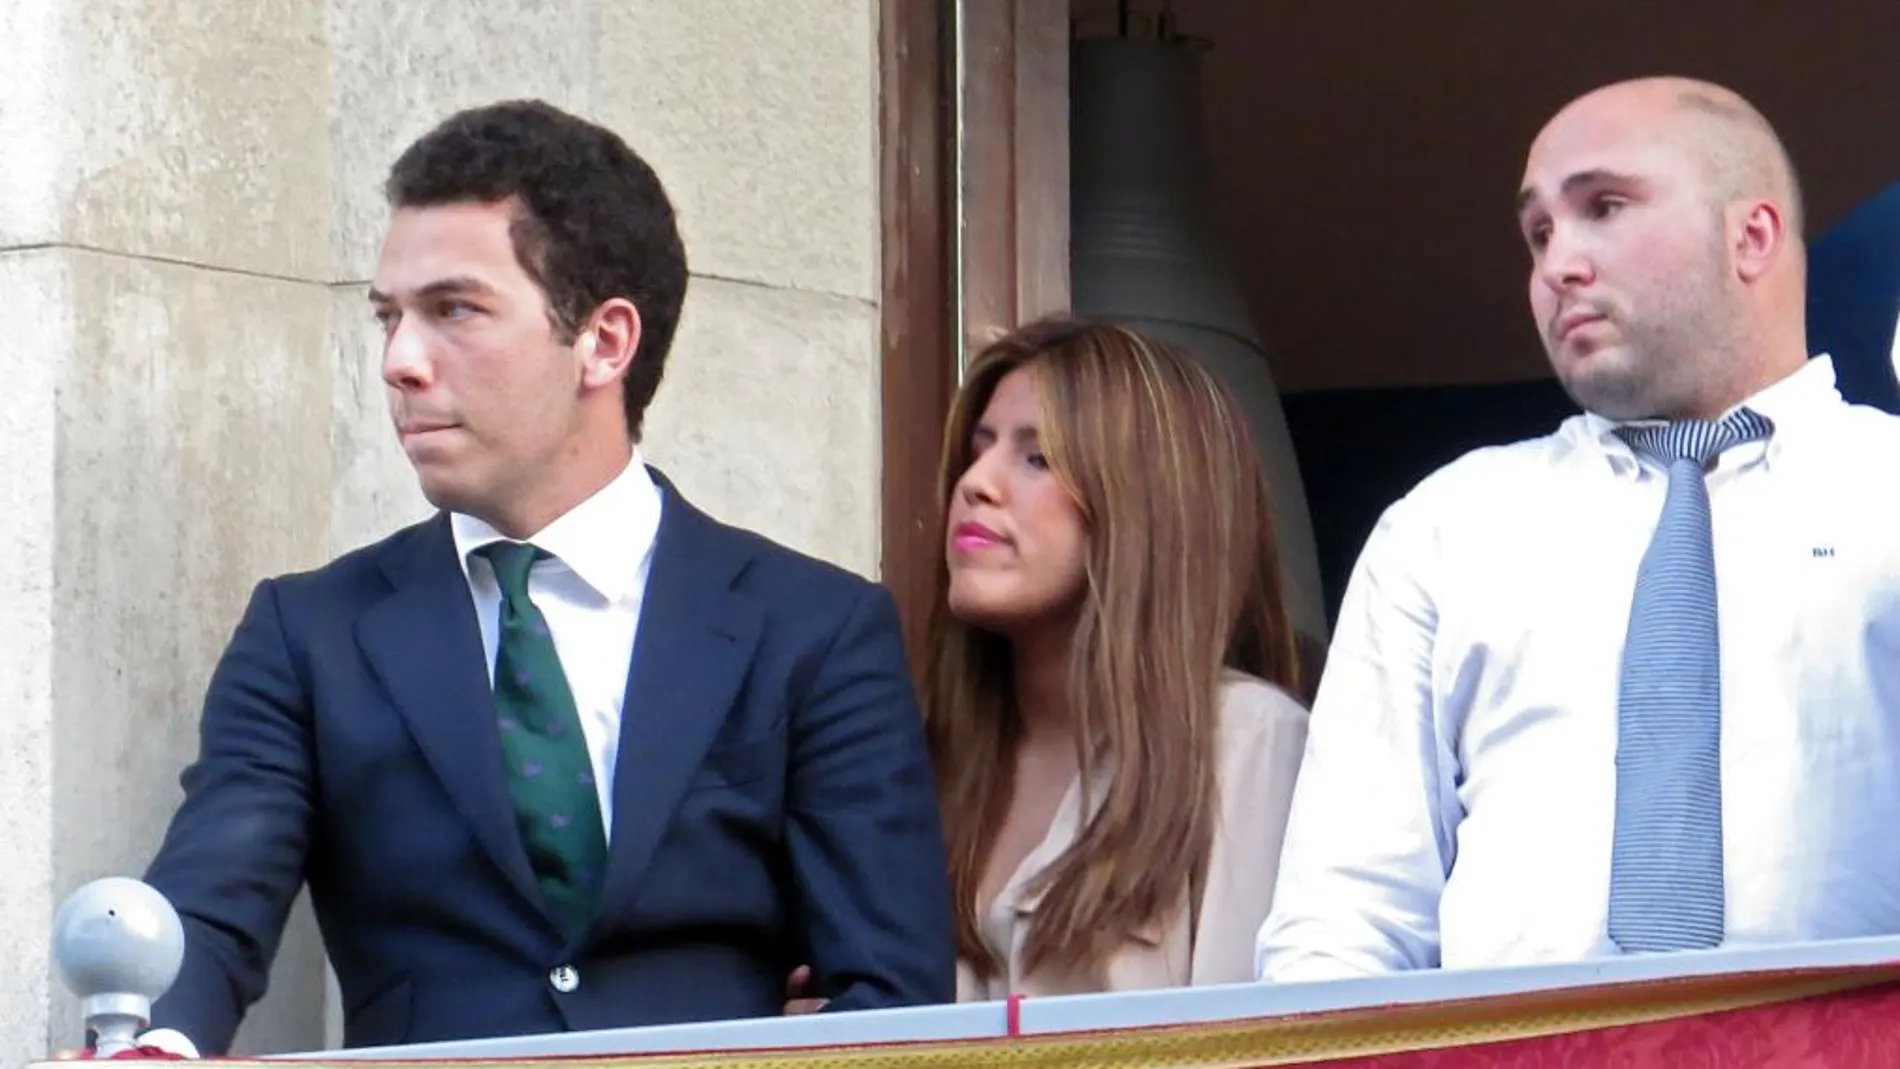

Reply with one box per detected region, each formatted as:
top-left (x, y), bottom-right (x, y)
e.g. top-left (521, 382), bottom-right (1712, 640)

top-left (925, 314), bottom-right (1300, 980)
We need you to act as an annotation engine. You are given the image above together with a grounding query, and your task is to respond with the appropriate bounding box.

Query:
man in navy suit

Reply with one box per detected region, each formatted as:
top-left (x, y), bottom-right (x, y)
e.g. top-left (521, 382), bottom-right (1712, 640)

top-left (137, 100), bottom-right (956, 1056)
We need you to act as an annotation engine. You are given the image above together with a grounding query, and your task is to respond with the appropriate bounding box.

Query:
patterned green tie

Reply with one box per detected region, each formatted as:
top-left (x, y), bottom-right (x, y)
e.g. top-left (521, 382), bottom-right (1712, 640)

top-left (477, 541), bottom-right (608, 938)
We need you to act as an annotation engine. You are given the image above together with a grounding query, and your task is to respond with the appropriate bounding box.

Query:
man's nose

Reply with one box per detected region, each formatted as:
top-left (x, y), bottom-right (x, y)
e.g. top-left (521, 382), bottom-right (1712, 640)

top-left (1536, 225), bottom-right (1595, 293)
top-left (382, 318), bottom-right (433, 389)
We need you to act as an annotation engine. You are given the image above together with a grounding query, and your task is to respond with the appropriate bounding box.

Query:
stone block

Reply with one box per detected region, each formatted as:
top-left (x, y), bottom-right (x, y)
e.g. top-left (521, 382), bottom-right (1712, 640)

top-left (643, 278), bottom-right (880, 578)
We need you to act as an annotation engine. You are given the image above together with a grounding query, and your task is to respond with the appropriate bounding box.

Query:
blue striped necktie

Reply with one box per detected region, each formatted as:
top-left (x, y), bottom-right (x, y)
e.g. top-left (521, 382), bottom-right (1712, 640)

top-left (1607, 407), bottom-right (1773, 954)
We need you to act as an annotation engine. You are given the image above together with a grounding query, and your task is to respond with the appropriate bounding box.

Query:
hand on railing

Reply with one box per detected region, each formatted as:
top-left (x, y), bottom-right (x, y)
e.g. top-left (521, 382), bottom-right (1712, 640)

top-left (783, 964), bottom-right (829, 1015)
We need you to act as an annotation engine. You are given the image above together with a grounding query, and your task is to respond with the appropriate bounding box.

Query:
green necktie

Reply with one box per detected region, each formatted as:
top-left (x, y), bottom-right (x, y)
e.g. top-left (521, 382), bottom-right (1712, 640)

top-left (477, 541), bottom-right (608, 938)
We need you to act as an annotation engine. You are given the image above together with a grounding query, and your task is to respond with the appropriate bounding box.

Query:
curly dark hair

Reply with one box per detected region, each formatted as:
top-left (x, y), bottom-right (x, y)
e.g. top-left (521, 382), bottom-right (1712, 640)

top-left (384, 99), bottom-right (689, 441)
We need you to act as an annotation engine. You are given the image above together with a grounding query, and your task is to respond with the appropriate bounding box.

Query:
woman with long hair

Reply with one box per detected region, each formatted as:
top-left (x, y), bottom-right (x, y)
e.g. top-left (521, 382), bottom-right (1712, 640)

top-left (929, 314), bottom-right (1309, 997)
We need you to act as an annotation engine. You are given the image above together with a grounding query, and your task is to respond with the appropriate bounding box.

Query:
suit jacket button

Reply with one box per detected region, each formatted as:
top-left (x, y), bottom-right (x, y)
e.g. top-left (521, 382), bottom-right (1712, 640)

top-left (549, 965), bottom-right (580, 993)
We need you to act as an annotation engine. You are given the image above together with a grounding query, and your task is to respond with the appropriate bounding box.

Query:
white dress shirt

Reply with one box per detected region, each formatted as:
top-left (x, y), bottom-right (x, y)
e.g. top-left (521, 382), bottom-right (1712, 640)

top-left (1255, 356), bottom-right (1900, 982)
top-left (450, 452), bottom-right (664, 840)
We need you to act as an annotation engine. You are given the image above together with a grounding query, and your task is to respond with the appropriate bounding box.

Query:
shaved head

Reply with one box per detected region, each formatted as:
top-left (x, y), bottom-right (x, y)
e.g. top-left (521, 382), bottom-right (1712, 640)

top-left (1518, 77), bottom-right (1809, 422)
top-left (1533, 78), bottom-right (1804, 244)
top-left (1666, 80), bottom-right (1804, 239)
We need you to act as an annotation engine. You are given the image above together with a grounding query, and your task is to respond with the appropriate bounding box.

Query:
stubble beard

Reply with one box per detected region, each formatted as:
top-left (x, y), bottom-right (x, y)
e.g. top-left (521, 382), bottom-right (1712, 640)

top-left (1551, 257), bottom-right (1743, 423)
top-left (1555, 323), bottom-right (1689, 421)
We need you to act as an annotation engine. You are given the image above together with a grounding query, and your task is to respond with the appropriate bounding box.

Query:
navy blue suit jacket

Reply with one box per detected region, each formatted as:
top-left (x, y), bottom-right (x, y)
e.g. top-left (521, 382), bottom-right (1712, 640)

top-left (143, 473), bottom-right (955, 1053)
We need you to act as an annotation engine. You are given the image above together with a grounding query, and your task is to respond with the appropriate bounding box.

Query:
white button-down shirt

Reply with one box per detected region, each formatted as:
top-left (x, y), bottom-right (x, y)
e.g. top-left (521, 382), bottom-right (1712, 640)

top-left (1255, 356), bottom-right (1900, 982)
top-left (451, 453), bottom-right (664, 841)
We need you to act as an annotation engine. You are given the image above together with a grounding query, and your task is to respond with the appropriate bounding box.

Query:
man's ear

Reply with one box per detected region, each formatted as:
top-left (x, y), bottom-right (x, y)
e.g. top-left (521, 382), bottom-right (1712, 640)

top-left (579, 298), bottom-right (642, 390)
top-left (1733, 200), bottom-right (1786, 284)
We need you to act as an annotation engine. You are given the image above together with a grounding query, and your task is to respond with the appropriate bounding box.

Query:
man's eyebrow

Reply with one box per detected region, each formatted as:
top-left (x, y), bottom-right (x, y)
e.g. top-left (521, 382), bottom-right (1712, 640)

top-left (366, 276), bottom-right (497, 304)
top-left (1516, 168), bottom-right (1640, 216)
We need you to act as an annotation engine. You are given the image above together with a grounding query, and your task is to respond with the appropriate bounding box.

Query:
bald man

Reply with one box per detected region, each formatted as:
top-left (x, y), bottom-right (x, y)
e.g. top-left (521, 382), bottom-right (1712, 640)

top-left (1255, 77), bottom-right (1900, 981)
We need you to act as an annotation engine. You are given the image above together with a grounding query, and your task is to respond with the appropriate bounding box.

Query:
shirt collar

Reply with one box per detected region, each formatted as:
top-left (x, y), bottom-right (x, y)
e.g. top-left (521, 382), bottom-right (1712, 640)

top-left (449, 449), bottom-right (663, 603)
top-left (1575, 354), bottom-right (1843, 471)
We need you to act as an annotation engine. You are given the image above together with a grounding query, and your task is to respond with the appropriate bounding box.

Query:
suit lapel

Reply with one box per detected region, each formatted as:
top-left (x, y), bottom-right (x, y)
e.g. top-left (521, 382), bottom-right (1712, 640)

top-left (590, 479), bottom-right (762, 934)
top-left (355, 514), bottom-right (546, 915)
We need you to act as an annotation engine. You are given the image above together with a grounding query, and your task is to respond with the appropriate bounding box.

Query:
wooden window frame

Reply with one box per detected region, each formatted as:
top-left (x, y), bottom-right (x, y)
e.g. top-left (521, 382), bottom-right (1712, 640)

top-left (878, 0), bottom-right (1071, 670)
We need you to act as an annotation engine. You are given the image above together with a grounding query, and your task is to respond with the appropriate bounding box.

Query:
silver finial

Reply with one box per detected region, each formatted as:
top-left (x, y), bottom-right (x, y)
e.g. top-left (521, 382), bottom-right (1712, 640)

top-left (53, 878), bottom-right (185, 1057)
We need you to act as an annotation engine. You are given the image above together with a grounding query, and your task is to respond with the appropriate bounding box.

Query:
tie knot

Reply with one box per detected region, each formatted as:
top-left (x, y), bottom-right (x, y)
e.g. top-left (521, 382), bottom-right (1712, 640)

top-left (476, 541), bottom-right (549, 600)
top-left (1617, 408), bottom-right (1774, 467)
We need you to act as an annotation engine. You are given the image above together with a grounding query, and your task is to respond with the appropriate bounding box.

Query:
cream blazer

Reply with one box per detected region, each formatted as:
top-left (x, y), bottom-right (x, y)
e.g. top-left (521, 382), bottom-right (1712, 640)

top-left (957, 671), bottom-right (1309, 999)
